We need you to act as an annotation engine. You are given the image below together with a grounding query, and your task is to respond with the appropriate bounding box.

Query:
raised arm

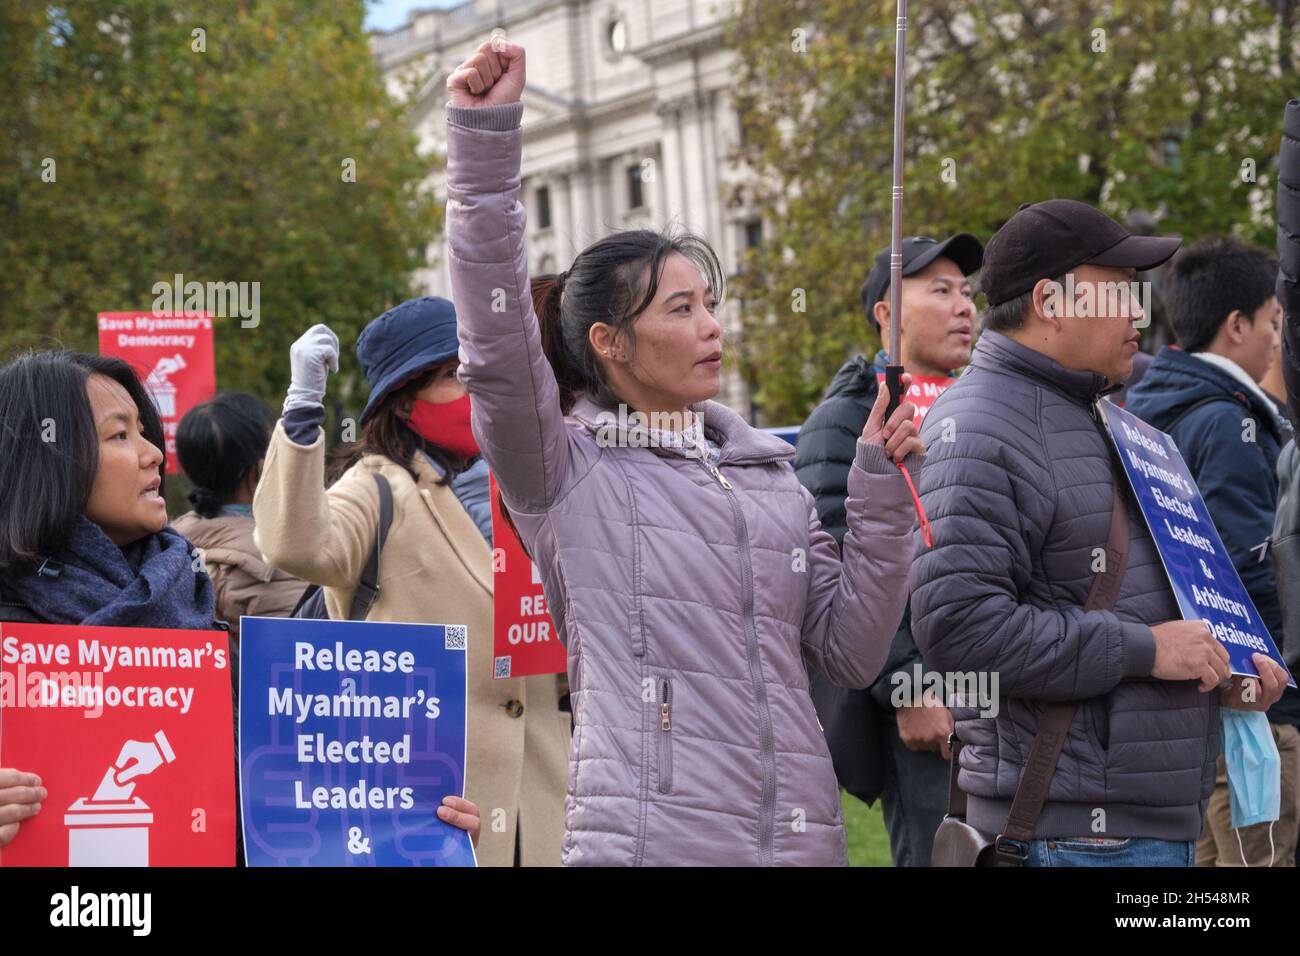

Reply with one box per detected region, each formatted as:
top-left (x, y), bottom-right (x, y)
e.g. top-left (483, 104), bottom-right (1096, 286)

top-left (253, 420), bottom-right (380, 589)
top-left (252, 324), bottom-right (379, 589)
top-left (444, 39), bottom-right (577, 512)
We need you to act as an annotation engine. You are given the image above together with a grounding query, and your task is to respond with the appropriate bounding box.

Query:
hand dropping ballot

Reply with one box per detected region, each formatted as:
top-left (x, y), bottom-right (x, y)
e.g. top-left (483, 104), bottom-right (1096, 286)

top-left (0, 623), bottom-right (236, 866)
top-left (238, 617), bottom-right (475, 866)
top-left (64, 731), bottom-right (176, 866)
top-left (1099, 401), bottom-right (1294, 685)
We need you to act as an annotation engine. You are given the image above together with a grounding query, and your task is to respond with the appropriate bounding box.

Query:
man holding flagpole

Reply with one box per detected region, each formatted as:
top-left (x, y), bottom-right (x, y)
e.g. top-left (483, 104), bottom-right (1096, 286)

top-left (795, 232), bottom-right (982, 867)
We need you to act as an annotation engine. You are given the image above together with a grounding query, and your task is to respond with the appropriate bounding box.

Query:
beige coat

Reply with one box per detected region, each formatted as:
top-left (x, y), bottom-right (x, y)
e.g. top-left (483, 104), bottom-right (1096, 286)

top-left (252, 421), bottom-right (569, 866)
top-left (172, 511), bottom-right (307, 643)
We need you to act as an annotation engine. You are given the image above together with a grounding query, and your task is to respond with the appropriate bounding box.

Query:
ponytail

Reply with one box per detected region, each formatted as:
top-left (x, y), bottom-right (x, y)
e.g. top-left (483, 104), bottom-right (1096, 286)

top-left (491, 481), bottom-right (532, 561)
top-left (187, 485), bottom-right (225, 519)
top-left (531, 274), bottom-right (582, 415)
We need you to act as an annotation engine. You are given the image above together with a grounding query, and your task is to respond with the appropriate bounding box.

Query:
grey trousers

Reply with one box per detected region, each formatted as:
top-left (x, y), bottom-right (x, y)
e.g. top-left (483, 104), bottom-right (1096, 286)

top-left (878, 724), bottom-right (952, 867)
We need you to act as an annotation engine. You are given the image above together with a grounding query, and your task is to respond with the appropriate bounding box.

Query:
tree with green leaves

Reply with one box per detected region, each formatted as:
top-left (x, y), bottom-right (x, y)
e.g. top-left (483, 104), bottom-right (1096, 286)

top-left (728, 0), bottom-right (1296, 423)
top-left (0, 1), bottom-right (440, 430)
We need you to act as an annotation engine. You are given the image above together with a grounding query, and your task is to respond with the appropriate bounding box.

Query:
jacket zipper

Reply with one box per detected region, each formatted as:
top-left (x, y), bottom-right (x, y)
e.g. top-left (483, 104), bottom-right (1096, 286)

top-left (657, 676), bottom-right (673, 794)
top-left (701, 458), bottom-right (776, 865)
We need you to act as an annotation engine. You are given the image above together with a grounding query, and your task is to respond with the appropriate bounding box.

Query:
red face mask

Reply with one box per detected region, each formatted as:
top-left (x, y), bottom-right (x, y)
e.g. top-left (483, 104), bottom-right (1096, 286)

top-left (407, 394), bottom-right (480, 458)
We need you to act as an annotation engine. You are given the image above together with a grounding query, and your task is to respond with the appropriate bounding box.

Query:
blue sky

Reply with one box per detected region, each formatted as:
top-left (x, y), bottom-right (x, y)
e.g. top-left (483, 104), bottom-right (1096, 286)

top-left (365, 0), bottom-right (460, 32)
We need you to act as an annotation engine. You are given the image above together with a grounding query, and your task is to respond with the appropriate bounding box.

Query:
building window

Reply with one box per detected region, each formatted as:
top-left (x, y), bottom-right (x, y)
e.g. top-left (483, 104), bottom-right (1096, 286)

top-left (608, 17), bottom-right (627, 55)
top-left (744, 220), bottom-right (763, 249)
top-left (536, 185), bottom-right (552, 230)
top-left (627, 164), bottom-right (645, 211)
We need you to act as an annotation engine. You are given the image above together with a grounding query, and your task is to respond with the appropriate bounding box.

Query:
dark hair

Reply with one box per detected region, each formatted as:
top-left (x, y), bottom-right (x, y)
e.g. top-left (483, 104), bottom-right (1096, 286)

top-left (326, 361), bottom-right (468, 486)
top-left (1165, 238), bottom-right (1277, 353)
top-left (0, 350), bottom-right (166, 575)
top-left (531, 229), bottom-right (725, 412)
top-left (177, 391), bottom-right (276, 518)
top-left (861, 279), bottom-right (881, 333)
top-left (979, 274), bottom-right (1067, 335)
top-left (980, 289), bottom-right (1034, 334)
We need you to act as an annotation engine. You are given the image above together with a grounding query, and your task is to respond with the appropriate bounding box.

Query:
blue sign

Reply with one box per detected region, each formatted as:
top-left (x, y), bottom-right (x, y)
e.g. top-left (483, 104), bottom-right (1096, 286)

top-left (1099, 401), bottom-right (1293, 685)
top-left (238, 617), bottom-right (476, 866)
top-left (761, 425), bottom-right (800, 447)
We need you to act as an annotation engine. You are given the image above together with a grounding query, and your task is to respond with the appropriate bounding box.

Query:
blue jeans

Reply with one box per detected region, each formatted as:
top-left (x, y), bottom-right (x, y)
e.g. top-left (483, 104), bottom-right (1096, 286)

top-left (1025, 837), bottom-right (1195, 867)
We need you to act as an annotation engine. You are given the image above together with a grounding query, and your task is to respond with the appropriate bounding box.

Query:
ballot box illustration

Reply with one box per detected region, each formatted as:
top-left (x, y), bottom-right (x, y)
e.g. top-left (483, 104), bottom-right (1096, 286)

top-left (64, 730), bottom-right (175, 867)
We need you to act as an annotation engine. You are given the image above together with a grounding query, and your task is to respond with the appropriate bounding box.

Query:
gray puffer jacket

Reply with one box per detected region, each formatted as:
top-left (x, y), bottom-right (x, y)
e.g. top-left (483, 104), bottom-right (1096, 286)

top-left (910, 331), bottom-right (1217, 841)
top-left (445, 101), bottom-right (920, 866)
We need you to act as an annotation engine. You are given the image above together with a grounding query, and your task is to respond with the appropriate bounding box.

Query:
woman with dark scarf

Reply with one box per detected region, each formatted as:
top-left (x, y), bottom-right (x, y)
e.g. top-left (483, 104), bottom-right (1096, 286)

top-left (0, 350), bottom-right (218, 848)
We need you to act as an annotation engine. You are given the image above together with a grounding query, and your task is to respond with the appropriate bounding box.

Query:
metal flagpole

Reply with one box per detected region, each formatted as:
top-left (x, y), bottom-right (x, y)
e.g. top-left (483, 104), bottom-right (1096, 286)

top-left (884, 0), bottom-right (908, 420)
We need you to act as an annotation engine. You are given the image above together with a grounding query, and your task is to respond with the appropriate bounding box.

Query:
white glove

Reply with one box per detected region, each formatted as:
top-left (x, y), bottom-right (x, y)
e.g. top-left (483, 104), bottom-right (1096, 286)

top-left (284, 324), bottom-right (340, 414)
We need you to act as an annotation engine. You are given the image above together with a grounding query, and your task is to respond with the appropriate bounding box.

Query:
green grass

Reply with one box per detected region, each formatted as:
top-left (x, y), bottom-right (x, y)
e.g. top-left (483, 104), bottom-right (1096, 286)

top-left (842, 790), bottom-right (893, 866)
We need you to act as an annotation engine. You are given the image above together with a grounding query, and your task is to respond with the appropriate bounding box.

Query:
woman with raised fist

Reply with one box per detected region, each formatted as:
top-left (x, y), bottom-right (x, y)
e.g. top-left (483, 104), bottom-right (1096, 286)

top-left (253, 299), bottom-right (573, 864)
top-left (444, 36), bottom-right (925, 866)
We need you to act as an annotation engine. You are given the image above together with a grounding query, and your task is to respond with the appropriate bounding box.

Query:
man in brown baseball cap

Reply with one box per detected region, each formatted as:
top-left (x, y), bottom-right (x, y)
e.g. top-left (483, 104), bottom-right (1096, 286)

top-left (910, 199), bottom-right (1289, 868)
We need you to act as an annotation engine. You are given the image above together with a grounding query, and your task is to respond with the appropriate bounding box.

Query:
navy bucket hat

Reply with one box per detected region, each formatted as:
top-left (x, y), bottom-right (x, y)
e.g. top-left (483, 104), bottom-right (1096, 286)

top-left (357, 296), bottom-right (460, 425)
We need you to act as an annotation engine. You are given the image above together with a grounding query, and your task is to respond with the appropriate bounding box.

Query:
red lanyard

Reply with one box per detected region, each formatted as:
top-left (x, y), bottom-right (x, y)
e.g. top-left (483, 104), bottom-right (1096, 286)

top-left (897, 460), bottom-right (934, 549)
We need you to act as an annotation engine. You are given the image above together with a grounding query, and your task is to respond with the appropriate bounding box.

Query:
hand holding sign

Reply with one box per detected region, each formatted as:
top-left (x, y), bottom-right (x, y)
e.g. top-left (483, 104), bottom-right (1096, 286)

top-left (1220, 653), bottom-right (1290, 712)
top-left (1151, 620), bottom-right (1231, 691)
top-left (0, 769), bottom-right (45, 849)
top-left (437, 795), bottom-right (481, 847)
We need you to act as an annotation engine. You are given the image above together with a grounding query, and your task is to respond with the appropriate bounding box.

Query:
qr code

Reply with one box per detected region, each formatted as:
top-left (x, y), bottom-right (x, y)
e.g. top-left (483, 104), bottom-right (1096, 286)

top-left (444, 625), bottom-right (467, 650)
top-left (494, 656), bottom-right (511, 679)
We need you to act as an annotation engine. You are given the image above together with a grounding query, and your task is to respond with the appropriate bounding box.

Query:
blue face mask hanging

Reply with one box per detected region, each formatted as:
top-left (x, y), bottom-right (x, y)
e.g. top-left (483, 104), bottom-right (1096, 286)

top-left (1219, 708), bottom-right (1281, 865)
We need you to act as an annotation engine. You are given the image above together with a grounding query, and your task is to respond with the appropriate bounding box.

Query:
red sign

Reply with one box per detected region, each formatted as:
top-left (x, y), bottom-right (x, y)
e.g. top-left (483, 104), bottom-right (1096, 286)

top-left (876, 373), bottom-right (959, 424)
top-left (98, 312), bottom-right (216, 475)
top-left (489, 475), bottom-right (566, 680)
top-left (0, 623), bottom-right (236, 867)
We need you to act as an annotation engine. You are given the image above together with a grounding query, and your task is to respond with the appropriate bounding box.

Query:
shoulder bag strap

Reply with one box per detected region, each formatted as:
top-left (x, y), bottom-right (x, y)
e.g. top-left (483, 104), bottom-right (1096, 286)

top-left (348, 473), bottom-right (394, 620)
top-left (993, 468), bottom-right (1131, 860)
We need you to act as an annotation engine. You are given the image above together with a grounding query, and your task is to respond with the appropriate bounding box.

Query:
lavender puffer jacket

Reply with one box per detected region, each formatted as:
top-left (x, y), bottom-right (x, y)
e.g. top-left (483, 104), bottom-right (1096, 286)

top-left (445, 102), bottom-right (919, 866)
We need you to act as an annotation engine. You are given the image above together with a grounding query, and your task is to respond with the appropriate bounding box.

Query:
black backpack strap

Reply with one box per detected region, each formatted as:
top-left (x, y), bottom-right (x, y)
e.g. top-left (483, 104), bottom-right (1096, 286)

top-left (347, 473), bottom-right (394, 621)
top-left (290, 582), bottom-right (322, 618)
top-left (1165, 394), bottom-right (1243, 434)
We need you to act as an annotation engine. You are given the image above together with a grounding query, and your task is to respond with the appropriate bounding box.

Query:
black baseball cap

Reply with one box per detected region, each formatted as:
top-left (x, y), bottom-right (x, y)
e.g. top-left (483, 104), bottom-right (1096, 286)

top-left (980, 199), bottom-right (1181, 307)
top-left (862, 234), bottom-right (984, 330)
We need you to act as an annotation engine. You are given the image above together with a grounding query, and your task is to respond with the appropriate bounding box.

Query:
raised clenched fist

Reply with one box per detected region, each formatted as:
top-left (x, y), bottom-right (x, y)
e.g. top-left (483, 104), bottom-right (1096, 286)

top-left (446, 36), bottom-right (526, 109)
